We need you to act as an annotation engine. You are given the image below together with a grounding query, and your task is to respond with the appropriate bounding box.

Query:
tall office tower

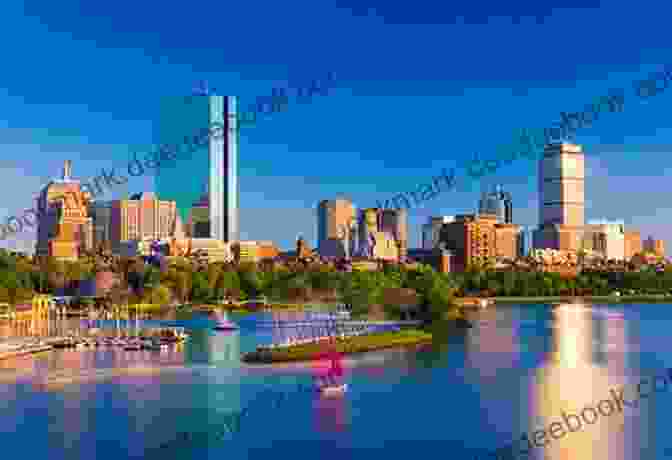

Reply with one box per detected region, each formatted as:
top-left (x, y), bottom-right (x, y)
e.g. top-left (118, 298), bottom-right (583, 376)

top-left (533, 142), bottom-right (585, 251)
top-left (109, 192), bottom-right (180, 254)
top-left (380, 209), bottom-right (408, 260)
top-left (155, 95), bottom-right (239, 243)
top-left (88, 201), bottom-right (113, 249)
top-left (36, 160), bottom-right (93, 260)
top-left (478, 185), bottom-right (513, 224)
top-left (422, 216), bottom-right (455, 250)
top-left (317, 198), bottom-right (356, 257)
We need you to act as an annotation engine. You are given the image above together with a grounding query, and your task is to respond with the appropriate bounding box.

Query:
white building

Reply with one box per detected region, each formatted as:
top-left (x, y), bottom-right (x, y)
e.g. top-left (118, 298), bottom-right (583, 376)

top-left (583, 219), bottom-right (625, 261)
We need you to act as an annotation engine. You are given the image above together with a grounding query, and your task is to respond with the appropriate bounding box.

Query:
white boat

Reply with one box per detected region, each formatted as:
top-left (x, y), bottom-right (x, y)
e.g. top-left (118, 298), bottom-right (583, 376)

top-left (318, 383), bottom-right (348, 396)
top-left (214, 320), bottom-right (238, 331)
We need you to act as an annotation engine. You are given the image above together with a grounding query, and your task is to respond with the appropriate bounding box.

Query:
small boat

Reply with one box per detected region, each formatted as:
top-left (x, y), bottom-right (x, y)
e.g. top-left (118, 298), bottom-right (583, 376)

top-left (214, 320), bottom-right (238, 331)
top-left (317, 383), bottom-right (348, 396)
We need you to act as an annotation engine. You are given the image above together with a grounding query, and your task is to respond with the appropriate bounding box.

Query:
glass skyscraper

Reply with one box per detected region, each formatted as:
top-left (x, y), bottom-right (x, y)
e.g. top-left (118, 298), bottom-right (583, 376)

top-left (155, 96), bottom-right (239, 242)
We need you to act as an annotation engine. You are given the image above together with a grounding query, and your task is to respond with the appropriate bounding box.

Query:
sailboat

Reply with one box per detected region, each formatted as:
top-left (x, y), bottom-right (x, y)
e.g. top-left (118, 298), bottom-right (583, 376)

top-left (315, 342), bottom-right (348, 396)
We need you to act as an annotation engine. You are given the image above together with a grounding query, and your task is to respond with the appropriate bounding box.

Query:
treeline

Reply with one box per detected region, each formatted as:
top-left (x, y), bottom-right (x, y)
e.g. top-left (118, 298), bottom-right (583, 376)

top-left (2, 249), bottom-right (672, 315)
top-left (452, 268), bottom-right (672, 297)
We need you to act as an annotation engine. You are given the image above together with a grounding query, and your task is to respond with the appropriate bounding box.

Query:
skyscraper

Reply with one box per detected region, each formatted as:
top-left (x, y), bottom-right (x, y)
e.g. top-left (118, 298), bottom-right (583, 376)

top-left (422, 216), bottom-right (455, 250)
top-left (533, 142), bottom-right (585, 251)
top-left (317, 198), bottom-right (356, 257)
top-left (36, 160), bottom-right (93, 260)
top-left (155, 95), bottom-right (239, 243)
top-left (478, 185), bottom-right (512, 224)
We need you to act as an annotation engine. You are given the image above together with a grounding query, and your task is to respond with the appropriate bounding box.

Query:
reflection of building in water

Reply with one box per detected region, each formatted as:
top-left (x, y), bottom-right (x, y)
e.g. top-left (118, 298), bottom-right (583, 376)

top-left (465, 308), bottom-right (520, 378)
top-left (532, 304), bottom-right (628, 460)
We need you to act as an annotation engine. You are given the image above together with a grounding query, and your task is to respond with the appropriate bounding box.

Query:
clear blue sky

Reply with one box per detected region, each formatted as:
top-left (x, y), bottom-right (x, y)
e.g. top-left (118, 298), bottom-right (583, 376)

top-left (1, 0), bottom-right (671, 254)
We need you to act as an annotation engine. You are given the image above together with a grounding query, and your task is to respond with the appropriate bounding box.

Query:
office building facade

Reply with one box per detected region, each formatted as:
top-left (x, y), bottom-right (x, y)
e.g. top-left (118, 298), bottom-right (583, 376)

top-left (317, 199), bottom-right (356, 257)
top-left (534, 142), bottom-right (585, 251)
top-left (155, 95), bottom-right (239, 243)
top-left (422, 216), bottom-right (455, 250)
top-left (88, 201), bottom-right (113, 250)
top-left (583, 219), bottom-right (626, 261)
top-left (36, 160), bottom-right (93, 260)
top-left (624, 231), bottom-right (642, 260)
top-left (438, 214), bottom-right (519, 271)
top-left (478, 185), bottom-right (512, 224)
top-left (110, 192), bottom-right (180, 254)
top-left (643, 236), bottom-right (665, 257)
top-left (356, 208), bottom-right (402, 261)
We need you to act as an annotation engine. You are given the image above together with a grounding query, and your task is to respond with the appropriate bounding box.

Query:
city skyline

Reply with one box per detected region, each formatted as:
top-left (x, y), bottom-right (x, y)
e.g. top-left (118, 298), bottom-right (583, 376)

top-left (2, 3), bottom-right (672, 255)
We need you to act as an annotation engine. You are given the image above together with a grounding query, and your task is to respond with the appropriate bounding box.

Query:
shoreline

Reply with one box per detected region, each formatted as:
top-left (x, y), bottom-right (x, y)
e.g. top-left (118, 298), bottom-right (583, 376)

top-left (488, 295), bottom-right (672, 304)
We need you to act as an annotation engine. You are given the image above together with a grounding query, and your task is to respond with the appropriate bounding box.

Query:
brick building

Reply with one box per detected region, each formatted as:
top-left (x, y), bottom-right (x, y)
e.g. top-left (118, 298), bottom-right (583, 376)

top-left (438, 214), bottom-right (518, 272)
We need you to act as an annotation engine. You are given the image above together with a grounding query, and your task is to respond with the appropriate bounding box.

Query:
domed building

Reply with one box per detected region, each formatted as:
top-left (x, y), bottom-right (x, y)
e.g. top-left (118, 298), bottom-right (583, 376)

top-left (35, 160), bottom-right (93, 260)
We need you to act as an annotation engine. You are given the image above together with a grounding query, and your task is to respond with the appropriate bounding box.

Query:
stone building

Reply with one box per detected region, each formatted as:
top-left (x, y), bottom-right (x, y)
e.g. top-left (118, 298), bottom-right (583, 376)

top-left (35, 160), bottom-right (93, 260)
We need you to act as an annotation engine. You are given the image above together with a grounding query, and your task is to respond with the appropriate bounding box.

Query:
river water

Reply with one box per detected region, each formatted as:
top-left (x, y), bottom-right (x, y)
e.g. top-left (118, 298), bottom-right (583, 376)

top-left (1, 304), bottom-right (671, 459)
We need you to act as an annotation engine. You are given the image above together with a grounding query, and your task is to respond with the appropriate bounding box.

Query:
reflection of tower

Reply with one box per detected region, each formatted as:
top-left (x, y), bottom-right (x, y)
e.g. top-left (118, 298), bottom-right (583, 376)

top-left (532, 304), bottom-right (625, 460)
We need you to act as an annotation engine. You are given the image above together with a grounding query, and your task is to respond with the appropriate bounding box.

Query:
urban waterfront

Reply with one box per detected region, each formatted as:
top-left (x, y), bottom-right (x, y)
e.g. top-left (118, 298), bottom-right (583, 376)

top-left (0, 304), bottom-right (671, 459)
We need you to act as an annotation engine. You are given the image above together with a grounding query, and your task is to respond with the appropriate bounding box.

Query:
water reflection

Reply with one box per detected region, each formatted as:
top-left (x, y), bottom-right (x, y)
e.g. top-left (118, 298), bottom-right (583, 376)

top-left (532, 303), bottom-right (633, 460)
top-left (2, 305), bottom-right (670, 459)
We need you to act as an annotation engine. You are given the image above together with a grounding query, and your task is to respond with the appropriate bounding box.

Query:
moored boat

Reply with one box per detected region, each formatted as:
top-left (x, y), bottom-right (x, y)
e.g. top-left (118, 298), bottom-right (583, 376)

top-left (214, 320), bottom-right (238, 331)
top-left (317, 383), bottom-right (348, 396)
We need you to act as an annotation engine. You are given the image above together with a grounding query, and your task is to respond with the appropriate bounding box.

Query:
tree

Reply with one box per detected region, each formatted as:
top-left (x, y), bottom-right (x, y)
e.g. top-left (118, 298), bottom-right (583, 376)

top-left (191, 271), bottom-right (210, 302)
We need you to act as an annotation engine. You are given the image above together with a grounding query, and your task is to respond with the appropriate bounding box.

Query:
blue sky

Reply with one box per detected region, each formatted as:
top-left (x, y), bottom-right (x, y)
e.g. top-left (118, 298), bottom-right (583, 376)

top-left (1, 0), bottom-right (672, 254)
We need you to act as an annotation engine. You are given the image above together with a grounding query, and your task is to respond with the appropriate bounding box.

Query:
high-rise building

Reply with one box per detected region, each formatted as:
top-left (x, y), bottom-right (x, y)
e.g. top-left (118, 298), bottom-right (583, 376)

top-left (422, 216), bottom-right (455, 250)
top-left (110, 192), bottom-right (180, 254)
top-left (534, 142), bottom-right (585, 251)
top-left (36, 160), bottom-right (93, 260)
top-left (155, 95), bottom-right (239, 243)
top-left (317, 199), bottom-right (356, 257)
top-left (88, 201), bottom-right (113, 249)
top-left (438, 214), bottom-right (519, 271)
top-left (478, 185), bottom-right (512, 224)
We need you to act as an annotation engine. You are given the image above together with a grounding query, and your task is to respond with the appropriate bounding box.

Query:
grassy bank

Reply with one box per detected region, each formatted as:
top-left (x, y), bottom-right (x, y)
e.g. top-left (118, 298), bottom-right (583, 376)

top-left (241, 329), bottom-right (433, 364)
top-left (491, 295), bottom-right (672, 304)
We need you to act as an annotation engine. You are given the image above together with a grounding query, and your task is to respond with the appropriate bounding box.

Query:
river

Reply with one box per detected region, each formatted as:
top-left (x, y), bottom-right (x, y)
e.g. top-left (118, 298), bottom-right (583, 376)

top-left (0, 303), bottom-right (671, 459)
